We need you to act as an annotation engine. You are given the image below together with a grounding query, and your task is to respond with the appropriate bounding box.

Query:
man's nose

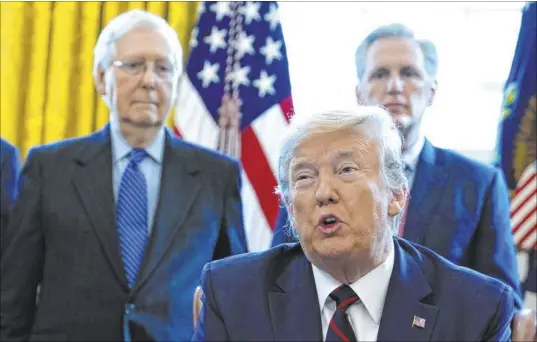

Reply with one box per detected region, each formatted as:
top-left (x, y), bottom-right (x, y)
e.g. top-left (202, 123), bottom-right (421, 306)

top-left (316, 172), bottom-right (339, 206)
top-left (141, 63), bottom-right (157, 88)
top-left (386, 74), bottom-right (404, 94)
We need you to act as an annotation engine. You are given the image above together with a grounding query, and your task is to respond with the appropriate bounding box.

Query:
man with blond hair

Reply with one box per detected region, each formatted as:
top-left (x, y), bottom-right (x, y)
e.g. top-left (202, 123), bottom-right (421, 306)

top-left (272, 23), bottom-right (522, 308)
top-left (193, 106), bottom-right (516, 341)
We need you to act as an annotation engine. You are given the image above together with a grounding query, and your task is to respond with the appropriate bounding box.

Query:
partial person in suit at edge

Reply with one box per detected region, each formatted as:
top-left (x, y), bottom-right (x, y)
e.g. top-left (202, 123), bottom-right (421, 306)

top-left (271, 23), bottom-right (523, 308)
top-left (0, 137), bottom-right (21, 257)
top-left (0, 9), bottom-right (247, 342)
top-left (192, 106), bottom-right (516, 341)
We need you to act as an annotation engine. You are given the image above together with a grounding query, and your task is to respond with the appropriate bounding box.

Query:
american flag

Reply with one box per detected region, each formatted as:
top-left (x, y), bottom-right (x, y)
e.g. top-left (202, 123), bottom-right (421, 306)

top-left (511, 162), bottom-right (536, 250)
top-left (174, 1), bottom-right (293, 252)
top-left (412, 315), bottom-right (426, 329)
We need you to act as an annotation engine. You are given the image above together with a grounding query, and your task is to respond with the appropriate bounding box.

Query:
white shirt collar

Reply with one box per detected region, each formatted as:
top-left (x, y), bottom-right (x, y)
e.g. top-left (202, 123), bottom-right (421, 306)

top-left (402, 134), bottom-right (425, 172)
top-left (311, 241), bottom-right (395, 325)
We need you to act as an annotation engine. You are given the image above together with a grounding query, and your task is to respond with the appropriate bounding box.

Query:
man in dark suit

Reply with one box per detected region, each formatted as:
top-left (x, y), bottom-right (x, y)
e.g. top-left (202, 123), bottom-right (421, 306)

top-left (271, 23), bottom-right (522, 307)
top-left (0, 138), bottom-right (21, 255)
top-left (193, 107), bottom-right (516, 341)
top-left (0, 9), bottom-right (247, 341)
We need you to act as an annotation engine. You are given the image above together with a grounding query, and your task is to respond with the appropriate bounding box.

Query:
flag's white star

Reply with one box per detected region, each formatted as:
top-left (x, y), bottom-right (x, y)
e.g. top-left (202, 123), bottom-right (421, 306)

top-left (197, 61), bottom-right (220, 88)
top-left (260, 37), bottom-right (282, 64)
top-left (264, 4), bottom-right (280, 31)
top-left (190, 27), bottom-right (198, 48)
top-left (239, 2), bottom-right (261, 25)
top-left (231, 64), bottom-right (251, 87)
top-left (204, 26), bottom-right (227, 53)
top-left (210, 2), bottom-right (231, 21)
top-left (253, 70), bottom-right (277, 97)
top-left (233, 31), bottom-right (255, 58)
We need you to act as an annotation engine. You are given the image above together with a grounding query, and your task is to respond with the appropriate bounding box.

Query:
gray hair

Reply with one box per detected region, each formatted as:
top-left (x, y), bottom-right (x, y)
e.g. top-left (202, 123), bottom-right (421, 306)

top-left (276, 106), bottom-right (408, 204)
top-left (93, 9), bottom-right (183, 78)
top-left (355, 23), bottom-right (438, 82)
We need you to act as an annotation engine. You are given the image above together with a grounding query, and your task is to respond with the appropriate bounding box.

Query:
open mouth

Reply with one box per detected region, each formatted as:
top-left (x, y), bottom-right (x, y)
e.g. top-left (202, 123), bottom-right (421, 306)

top-left (384, 103), bottom-right (406, 112)
top-left (318, 215), bottom-right (341, 233)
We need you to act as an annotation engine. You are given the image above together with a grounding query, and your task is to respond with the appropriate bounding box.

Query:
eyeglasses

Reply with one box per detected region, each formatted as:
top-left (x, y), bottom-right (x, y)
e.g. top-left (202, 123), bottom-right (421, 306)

top-left (112, 59), bottom-right (177, 79)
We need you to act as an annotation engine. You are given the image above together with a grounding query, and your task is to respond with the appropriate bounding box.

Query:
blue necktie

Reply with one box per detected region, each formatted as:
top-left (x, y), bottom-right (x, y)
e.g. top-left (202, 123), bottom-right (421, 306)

top-left (117, 149), bottom-right (148, 288)
top-left (326, 285), bottom-right (359, 342)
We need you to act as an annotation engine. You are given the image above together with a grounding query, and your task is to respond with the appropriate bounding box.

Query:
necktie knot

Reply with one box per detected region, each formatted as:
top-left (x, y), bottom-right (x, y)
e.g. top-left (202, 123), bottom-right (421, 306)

top-left (329, 285), bottom-right (360, 311)
top-left (130, 149), bottom-right (146, 166)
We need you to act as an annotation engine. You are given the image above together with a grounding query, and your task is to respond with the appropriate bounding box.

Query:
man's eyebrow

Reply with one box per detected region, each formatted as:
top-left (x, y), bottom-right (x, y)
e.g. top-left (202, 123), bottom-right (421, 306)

top-left (400, 65), bottom-right (420, 72)
top-left (334, 150), bottom-right (356, 160)
top-left (371, 66), bottom-right (388, 72)
top-left (290, 147), bottom-right (366, 171)
top-left (290, 161), bottom-right (315, 172)
top-left (332, 147), bottom-right (365, 162)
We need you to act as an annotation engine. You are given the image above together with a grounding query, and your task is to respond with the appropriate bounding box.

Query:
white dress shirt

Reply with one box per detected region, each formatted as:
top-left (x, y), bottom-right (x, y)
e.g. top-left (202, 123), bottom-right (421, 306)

top-left (402, 133), bottom-right (425, 191)
top-left (312, 242), bottom-right (395, 342)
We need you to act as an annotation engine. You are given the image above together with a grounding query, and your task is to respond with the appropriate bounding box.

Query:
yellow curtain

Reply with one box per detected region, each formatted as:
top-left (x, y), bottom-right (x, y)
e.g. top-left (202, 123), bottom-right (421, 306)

top-left (0, 1), bottom-right (198, 159)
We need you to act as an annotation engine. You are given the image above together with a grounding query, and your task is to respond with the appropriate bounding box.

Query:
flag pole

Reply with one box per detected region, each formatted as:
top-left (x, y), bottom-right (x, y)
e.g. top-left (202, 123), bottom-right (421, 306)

top-left (217, 1), bottom-right (243, 160)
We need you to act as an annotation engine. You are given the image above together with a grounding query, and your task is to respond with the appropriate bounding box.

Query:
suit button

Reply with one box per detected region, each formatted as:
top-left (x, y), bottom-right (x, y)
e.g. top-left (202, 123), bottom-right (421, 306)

top-left (125, 303), bottom-right (135, 314)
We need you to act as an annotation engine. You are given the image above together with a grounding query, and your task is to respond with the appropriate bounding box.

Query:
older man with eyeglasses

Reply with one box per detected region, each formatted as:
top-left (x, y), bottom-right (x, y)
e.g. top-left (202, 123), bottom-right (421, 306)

top-left (0, 9), bottom-right (248, 341)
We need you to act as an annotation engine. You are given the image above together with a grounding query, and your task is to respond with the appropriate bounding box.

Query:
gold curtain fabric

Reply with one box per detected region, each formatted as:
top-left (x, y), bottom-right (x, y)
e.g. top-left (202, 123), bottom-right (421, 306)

top-left (0, 1), bottom-right (198, 158)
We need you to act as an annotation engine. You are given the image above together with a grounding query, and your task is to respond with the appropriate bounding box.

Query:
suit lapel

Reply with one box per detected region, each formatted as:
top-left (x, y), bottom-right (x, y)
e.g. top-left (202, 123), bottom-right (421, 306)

top-left (132, 132), bottom-right (202, 294)
top-left (404, 140), bottom-right (448, 244)
top-left (377, 238), bottom-right (438, 341)
top-left (268, 245), bottom-right (323, 342)
top-left (72, 125), bottom-right (129, 290)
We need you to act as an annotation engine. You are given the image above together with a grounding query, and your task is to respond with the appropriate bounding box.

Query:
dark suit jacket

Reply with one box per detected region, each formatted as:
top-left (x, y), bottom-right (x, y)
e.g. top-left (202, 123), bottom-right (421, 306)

top-left (271, 139), bottom-right (522, 307)
top-left (0, 138), bottom-right (21, 256)
top-left (193, 238), bottom-right (516, 341)
top-left (0, 125), bottom-right (248, 341)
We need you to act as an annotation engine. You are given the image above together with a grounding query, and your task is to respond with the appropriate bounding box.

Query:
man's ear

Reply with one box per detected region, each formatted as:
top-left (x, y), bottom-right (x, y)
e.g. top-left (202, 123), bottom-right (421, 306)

top-left (283, 196), bottom-right (297, 225)
top-left (284, 197), bottom-right (293, 217)
top-left (427, 80), bottom-right (437, 106)
top-left (94, 67), bottom-right (107, 96)
top-left (388, 189), bottom-right (406, 217)
top-left (355, 84), bottom-right (362, 104)
top-left (172, 72), bottom-right (183, 106)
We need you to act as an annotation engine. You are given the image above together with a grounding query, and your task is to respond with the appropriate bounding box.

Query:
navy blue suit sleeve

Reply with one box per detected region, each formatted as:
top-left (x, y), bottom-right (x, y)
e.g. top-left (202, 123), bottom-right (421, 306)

top-left (224, 160), bottom-right (248, 255)
top-left (1, 140), bottom-right (21, 254)
top-left (1, 141), bottom-right (21, 204)
top-left (1, 148), bottom-right (45, 341)
top-left (471, 169), bottom-right (523, 309)
top-left (482, 284), bottom-right (516, 341)
top-left (192, 263), bottom-right (229, 342)
top-left (271, 206), bottom-right (297, 247)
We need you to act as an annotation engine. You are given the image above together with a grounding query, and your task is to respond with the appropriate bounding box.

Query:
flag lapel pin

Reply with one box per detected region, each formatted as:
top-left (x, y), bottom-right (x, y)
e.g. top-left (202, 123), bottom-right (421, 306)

top-left (412, 315), bottom-right (426, 329)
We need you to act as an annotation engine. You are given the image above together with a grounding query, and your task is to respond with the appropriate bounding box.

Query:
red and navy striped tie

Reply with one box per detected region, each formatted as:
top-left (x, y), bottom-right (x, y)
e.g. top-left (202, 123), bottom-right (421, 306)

top-left (326, 285), bottom-right (359, 342)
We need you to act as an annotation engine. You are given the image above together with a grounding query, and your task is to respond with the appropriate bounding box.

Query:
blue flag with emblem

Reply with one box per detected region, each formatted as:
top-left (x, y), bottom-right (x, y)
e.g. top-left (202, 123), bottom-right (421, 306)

top-left (495, 1), bottom-right (536, 295)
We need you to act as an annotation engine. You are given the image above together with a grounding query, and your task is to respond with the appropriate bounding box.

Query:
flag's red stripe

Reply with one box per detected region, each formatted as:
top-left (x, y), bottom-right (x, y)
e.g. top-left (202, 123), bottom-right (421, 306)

top-left (511, 189), bottom-right (537, 217)
top-left (517, 221), bottom-right (537, 249)
top-left (279, 96), bottom-right (294, 123)
top-left (241, 127), bottom-right (279, 230)
top-left (513, 207), bottom-right (537, 235)
top-left (173, 126), bottom-right (182, 138)
top-left (515, 173), bottom-right (536, 196)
